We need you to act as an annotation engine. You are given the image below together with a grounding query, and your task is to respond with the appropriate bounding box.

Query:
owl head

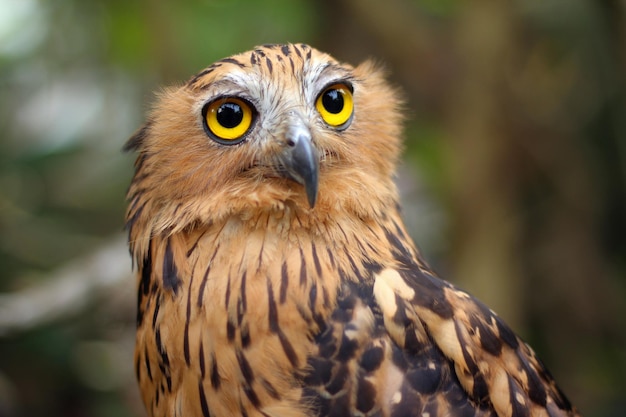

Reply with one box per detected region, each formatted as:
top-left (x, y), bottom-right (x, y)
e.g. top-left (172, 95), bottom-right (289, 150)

top-left (125, 44), bottom-right (404, 237)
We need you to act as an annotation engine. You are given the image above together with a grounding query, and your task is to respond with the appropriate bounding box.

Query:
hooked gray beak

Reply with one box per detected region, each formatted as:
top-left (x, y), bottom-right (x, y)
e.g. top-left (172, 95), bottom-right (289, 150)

top-left (279, 126), bottom-right (319, 208)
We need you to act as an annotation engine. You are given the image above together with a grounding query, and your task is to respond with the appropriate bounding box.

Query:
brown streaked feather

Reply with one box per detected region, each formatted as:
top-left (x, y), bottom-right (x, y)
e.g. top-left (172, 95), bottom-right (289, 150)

top-left (126, 43), bottom-right (580, 417)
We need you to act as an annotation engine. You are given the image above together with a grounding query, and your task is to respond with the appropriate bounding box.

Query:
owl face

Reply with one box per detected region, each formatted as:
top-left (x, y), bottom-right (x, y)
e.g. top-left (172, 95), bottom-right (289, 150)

top-left (127, 44), bottom-right (403, 226)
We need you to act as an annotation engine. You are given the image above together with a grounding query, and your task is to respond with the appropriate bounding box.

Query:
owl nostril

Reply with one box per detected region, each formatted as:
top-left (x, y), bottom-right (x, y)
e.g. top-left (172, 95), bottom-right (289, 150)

top-left (286, 138), bottom-right (296, 147)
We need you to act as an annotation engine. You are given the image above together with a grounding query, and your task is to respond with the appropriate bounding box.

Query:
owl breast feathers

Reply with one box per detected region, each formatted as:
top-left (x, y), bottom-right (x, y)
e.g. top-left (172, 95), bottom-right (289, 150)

top-left (125, 43), bottom-right (580, 417)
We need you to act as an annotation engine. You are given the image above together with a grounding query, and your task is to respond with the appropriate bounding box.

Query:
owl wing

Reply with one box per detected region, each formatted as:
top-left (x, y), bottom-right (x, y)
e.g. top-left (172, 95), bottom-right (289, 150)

top-left (376, 263), bottom-right (580, 417)
top-left (301, 266), bottom-right (579, 417)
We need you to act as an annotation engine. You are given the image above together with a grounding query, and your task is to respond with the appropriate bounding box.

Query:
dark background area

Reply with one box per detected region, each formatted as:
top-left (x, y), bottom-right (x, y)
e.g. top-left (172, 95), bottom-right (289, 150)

top-left (0, 1), bottom-right (624, 416)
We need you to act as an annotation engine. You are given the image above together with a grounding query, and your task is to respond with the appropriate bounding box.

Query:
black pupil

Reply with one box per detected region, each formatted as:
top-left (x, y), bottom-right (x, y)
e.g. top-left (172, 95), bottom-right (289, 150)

top-left (322, 89), bottom-right (344, 114)
top-left (217, 102), bottom-right (243, 128)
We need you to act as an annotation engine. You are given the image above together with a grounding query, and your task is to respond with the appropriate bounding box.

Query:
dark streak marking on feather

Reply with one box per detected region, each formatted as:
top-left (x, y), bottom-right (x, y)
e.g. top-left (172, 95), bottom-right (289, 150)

top-left (210, 351), bottom-right (221, 390)
top-left (265, 57), bottom-right (273, 74)
top-left (220, 57), bottom-right (245, 67)
top-left (267, 279), bottom-right (279, 333)
top-left (187, 65), bottom-right (218, 87)
top-left (199, 340), bottom-right (205, 378)
top-left (299, 248), bottom-right (307, 286)
top-left (311, 242), bottom-right (322, 276)
top-left (184, 275), bottom-right (193, 366)
top-left (280, 262), bottom-right (289, 304)
top-left (197, 245), bottom-right (219, 307)
top-left (199, 381), bottom-right (211, 417)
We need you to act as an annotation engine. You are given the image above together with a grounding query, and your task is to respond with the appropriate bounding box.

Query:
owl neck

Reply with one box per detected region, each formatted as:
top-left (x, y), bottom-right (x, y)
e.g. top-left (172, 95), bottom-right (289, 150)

top-left (193, 197), bottom-right (420, 286)
top-left (127, 170), bottom-right (430, 343)
top-left (129, 189), bottom-right (422, 296)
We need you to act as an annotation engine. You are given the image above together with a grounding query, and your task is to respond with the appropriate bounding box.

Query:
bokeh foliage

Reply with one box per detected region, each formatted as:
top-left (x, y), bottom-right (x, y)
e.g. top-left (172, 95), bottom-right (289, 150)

top-left (0, 0), bottom-right (624, 416)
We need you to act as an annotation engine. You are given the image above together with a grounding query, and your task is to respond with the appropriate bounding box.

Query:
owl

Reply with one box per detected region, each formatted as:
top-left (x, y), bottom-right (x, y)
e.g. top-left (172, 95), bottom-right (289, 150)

top-left (125, 43), bottom-right (580, 417)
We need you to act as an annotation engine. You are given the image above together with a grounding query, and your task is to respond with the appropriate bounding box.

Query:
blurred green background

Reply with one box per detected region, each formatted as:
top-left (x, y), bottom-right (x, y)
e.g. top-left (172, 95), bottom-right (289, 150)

top-left (0, 0), bottom-right (624, 416)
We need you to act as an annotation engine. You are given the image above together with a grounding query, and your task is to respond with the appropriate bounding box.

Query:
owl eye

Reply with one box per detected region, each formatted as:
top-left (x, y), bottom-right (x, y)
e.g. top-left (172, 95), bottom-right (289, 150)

top-left (316, 83), bottom-right (354, 129)
top-left (202, 97), bottom-right (254, 144)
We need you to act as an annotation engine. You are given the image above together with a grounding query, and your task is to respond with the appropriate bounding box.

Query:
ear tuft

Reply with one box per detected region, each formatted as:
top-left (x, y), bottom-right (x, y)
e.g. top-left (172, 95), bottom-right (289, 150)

top-left (123, 120), bottom-right (153, 152)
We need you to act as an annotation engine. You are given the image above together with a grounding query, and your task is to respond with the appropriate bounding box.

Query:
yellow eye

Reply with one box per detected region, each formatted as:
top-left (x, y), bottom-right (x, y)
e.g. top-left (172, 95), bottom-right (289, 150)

top-left (203, 97), bottom-right (254, 144)
top-left (315, 83), bottom-right (354, 129)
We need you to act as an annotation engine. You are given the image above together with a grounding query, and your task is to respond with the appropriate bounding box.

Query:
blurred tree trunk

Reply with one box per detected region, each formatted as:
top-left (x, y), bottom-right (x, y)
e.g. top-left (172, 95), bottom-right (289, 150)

top-left (444, 2), bottom-right (525, 330)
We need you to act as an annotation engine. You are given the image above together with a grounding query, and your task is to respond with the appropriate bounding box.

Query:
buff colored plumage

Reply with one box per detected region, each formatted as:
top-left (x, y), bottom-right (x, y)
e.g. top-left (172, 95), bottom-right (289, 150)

top-left (125, 43), bottom-right (580, 417)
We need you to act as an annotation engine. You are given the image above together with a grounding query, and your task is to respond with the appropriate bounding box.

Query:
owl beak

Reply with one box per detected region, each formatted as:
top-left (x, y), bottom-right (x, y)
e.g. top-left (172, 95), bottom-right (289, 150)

top-left (280, 126), bottom-right (319, 208)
